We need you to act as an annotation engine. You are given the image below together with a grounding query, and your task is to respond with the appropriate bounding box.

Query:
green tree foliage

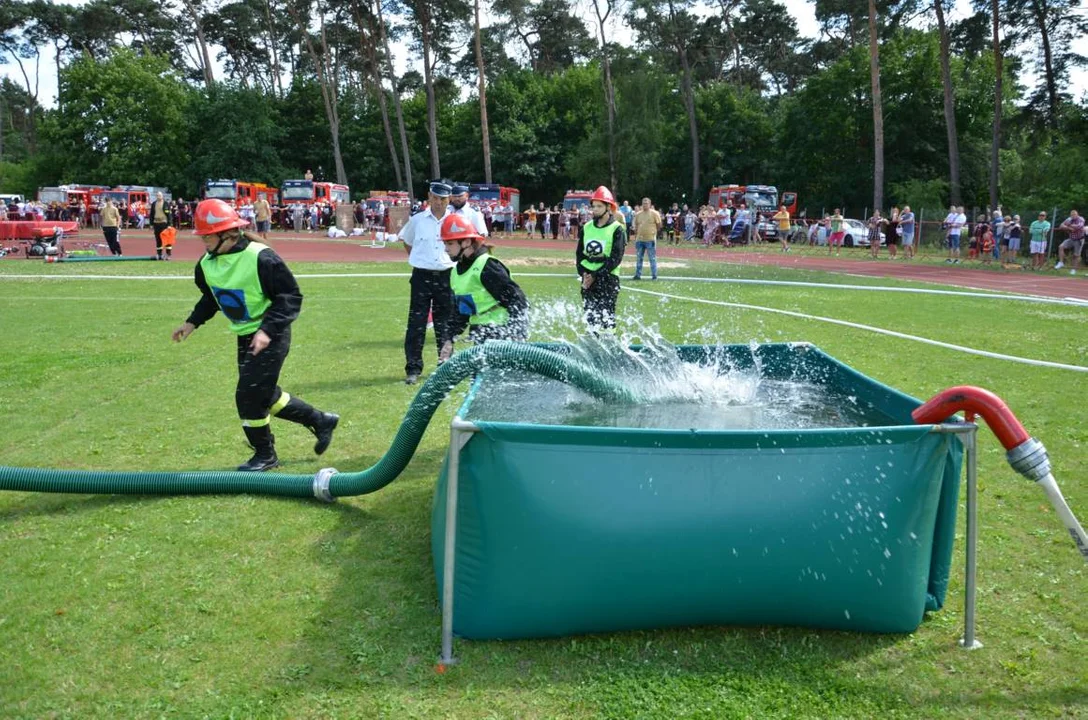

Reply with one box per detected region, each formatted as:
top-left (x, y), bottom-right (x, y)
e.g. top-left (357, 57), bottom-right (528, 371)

top-left (39, 48), bottom-right (192, 189)
top-left (187, 85), bottom-right (287, 194)
top-left (2, 0), bottom-right (1087, 215)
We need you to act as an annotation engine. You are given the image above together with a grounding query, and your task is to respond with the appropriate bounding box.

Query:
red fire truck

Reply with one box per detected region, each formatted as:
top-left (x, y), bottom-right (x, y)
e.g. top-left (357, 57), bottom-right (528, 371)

top-left (37, 184), bottom-right (111, 212)
top-left (469, 184), bottom-right (520, 216)
top-left (708, 184), bottom-right (797, 215)
top-left (205, 179), bottom-right (279, 206)
top-left (561, 189), bottom-right (592, 212)
top-left (281, 179), bottom-right (349, 206)
top-left (98, 185), bottom-right (173, 208)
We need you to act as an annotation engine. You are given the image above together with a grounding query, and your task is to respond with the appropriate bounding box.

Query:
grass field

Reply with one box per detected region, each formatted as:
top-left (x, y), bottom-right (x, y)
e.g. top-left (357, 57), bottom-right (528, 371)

top-left (0, 257), bottom-right (1085, 719)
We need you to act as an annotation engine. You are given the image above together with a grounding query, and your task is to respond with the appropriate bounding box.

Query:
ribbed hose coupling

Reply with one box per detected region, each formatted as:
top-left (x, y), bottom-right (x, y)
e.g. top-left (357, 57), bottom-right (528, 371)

top-left (313, 467), bottom-right (338, 502)
top-left (1006, 438), bottom-right (1051, 482)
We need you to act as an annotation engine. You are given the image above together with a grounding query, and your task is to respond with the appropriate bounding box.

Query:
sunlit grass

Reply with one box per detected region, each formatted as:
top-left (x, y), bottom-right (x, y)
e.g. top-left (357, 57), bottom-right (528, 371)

top-left (0, 260), bottom-right (1084, 718)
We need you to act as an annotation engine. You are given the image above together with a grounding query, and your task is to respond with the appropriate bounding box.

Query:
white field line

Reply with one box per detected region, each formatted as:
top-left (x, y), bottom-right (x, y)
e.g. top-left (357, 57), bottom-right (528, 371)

top-left (0, 270), bottom-right (1084, 308)
top-left (2, 271), bottom-right (1084, 369)
top-left (625, 286), bottom-right (1088, 373)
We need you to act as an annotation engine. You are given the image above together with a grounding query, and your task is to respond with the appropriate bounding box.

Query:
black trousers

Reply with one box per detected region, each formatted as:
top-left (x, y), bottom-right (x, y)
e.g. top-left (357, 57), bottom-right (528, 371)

top-left (102, 227), bottom-right (121, 255)
top-left (405, 267), bottom-right (453, 375)
top-left (236, 328), bottom-right (290, 421)
top-left (153, 222), bottom-right (169, 256)
top-left (581, 272), bottom-right (620, 330)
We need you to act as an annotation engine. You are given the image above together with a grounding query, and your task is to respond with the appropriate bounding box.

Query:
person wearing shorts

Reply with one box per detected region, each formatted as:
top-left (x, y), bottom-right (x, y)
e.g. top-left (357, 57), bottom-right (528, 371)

top-left (1029, 211), bottom-right (1051, 270)
top-left (944, 205), bottom-right (965, 263)
top-left (1005, 215), bottom-right (1022, 264)
top-left (253, 195), bottom-right (272, 240)
top-left (900, 205), bottom-right (915, 259)
top-left (828, 209), bottom-right (845, 255)
top-left (1056, 209), bottom-right (1084, 274)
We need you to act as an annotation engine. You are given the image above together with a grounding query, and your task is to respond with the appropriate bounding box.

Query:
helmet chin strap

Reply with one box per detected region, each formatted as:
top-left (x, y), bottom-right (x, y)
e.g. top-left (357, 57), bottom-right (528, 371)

top-left (208, 231), bottom-right (231, 257)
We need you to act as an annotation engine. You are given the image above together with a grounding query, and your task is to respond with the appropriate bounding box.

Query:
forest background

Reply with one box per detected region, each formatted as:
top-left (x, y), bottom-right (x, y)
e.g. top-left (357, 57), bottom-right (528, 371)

top-left (0, 0), bottom-right (1085, 214)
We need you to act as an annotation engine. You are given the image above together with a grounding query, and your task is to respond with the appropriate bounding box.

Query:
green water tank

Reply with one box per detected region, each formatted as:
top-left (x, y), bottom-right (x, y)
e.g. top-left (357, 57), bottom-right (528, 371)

top-left (433, 343), bottom-right (963, 639)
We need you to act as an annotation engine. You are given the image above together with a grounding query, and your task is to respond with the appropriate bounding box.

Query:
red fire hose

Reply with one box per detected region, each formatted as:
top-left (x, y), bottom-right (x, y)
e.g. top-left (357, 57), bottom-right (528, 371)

top-left (914, 386), bottom-right (1087, 561)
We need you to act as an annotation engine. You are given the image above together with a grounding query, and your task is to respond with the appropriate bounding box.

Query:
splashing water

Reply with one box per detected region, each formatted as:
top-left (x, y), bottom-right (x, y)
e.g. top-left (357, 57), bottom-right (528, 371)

top-left (462, 300), bottom-right (896, 430)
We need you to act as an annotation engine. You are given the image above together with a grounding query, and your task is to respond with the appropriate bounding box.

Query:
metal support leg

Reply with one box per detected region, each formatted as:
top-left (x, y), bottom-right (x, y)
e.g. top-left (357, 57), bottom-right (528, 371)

top-left (439, 417), bottom-right (475, 666)
top-left (960, 426), bottom-right (983, 649)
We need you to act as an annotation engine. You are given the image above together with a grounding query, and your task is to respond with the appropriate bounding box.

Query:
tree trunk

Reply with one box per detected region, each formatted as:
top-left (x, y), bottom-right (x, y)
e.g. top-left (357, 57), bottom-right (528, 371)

top-left (990, 0), bottom-right (1002, 210)
top-left (679, 58), bottom-right (699, 199)
top-left (0, 47), bottom-right (39, 153)
top-left (474, 0), bottom-right (492, 183)
top-left (374, 0), bottom-right (413, 194)
top-left (1030, 0), bottom-right (1059, 125)
top-left (420, 6), bottom-right (441, 179)
top-left (180, 0), bottom-right (215, 89)
top-left (263, 0), bottom-right (284, 97)
top-left (667, 0), bottom-right (699, 198)
top-left (591, 0), bottom-right (617, 193)
top-left (867, 0), bottom-right (884, 211)
top-left (934, 0), bottom-right (961, 205)
top-left (355, 1), bottom-right (403, 188)
top-left (319, 16), bottom-right (347, 185)
top-left (291, 3), bottom-right (348, 184)
top-left (602, 54), bottom-right (617, 193)
top-left (715, 0), bottom-right (742, 82)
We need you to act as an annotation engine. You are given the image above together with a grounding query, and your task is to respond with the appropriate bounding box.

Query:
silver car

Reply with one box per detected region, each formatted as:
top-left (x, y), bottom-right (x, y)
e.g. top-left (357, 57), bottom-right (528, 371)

top-left (841, 218), bottom-right (886, 247)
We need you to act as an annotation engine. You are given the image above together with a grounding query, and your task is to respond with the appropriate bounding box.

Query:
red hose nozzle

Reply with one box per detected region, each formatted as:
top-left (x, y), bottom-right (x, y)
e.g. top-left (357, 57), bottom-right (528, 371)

top-left (912, 385), bottom-right (1030, 451)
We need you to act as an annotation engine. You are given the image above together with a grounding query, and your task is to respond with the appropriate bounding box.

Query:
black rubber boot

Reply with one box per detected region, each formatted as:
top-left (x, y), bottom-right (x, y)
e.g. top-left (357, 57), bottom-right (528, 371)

top-left (276, 396), bottom-right (339, 455)
top-left (310, 412), bottom-right (339, 455)
top-left (238, 425), bottom-right (279, 472)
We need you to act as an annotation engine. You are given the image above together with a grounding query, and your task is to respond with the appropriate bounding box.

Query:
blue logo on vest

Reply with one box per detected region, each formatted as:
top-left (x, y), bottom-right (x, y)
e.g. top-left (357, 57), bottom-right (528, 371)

top-left (585, 239), bottom-right (604, 258)
top-left (455, 293), bottom-right (478, 316)
top-left (212, 287), bottom-right (251, 322)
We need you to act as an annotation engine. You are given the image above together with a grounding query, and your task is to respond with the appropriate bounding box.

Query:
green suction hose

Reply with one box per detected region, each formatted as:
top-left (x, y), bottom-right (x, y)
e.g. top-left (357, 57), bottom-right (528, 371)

top-left (0, 341), bottom-right (634, 500)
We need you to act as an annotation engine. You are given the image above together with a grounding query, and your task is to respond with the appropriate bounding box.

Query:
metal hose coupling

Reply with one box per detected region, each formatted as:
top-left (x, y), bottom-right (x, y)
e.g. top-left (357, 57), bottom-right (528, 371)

top-left (1006, 438), bottom-right (1051, 482)
top-left (913, 385), bottom-right (1051, 483)
top-left (313, 467), bottom-right (338, 502)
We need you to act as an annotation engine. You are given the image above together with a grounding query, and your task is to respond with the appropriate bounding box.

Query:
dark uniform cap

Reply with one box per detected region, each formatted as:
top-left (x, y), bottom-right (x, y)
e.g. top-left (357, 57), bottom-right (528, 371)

top-left (451, 184), bottom-right (470, 195)
top-left (429, 181), bottom-right (452, 197)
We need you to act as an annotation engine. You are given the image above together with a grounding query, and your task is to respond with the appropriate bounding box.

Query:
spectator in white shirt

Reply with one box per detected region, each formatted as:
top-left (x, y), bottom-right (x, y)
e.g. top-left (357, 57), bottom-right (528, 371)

top-left (398, 180), bottom-right (455, 384)
top-left (448, 184), bottom-right (489, 236)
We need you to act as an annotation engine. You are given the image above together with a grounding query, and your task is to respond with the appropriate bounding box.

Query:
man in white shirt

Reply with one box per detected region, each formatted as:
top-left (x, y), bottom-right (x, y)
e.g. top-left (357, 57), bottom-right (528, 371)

top-left (448, 184), bottom-right (488, 236)
top-left (945, 205), bottom-right (966, 263)
top-left (398, 180), bottom-right (455, 384)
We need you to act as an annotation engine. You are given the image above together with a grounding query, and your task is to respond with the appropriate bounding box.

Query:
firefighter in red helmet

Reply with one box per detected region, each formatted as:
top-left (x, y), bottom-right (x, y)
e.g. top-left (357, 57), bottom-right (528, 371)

top-left (171, 199), bottom-right (339, 472)
top-left (576, 186), bottom-right (626, 330)
top-left (437, 214), bottom-right (529, 362)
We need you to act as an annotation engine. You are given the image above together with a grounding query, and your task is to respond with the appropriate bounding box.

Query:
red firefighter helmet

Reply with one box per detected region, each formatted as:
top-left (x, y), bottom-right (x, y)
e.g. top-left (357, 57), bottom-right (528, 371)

top-left (193, 198), bottom-right (248, 235)
top-left (590, 185), bottom-right (617, 209)
top-left (440, 214), bottom-right (483, 243)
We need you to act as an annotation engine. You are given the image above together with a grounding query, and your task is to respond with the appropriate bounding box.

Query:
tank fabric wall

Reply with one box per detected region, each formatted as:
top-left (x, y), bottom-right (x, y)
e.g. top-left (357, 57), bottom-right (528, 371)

top-left (433, 424), bottom-right (963, 640)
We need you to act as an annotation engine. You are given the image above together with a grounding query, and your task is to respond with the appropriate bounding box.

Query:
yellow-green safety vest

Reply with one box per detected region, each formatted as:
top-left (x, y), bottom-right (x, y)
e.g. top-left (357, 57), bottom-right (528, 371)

top-left (198, 241), bottom-right (273, 336)
top-left (580, 219), bottom-right (624, 274)
top-left (450, 253), bottom-right (509, 326)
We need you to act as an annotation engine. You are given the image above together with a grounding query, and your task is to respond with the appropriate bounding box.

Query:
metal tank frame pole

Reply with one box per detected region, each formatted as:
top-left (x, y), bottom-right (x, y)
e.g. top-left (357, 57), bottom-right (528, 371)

top-left (960, 423), bottom-right (983, 649)
top-left (439, 417), bottom-right (478, 667)
top-left (932, 422), bottom-right (983, 650)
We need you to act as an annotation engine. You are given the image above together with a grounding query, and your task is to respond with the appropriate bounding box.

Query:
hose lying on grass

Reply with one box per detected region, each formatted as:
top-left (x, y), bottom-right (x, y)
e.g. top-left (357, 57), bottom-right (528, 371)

top-left (0, 341), bottom-right (635, 501)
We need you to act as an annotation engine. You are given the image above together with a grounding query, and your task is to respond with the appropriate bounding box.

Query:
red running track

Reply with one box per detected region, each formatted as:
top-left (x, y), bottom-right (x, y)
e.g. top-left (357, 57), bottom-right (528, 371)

top-left (6, 229), bottom-right (1084, 301)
